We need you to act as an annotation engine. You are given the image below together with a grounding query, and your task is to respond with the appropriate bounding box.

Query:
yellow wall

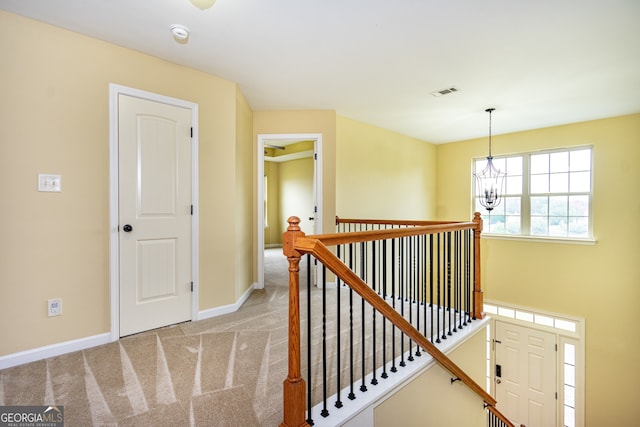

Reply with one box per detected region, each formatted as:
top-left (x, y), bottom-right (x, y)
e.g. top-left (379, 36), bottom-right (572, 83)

top-left (234, 88), bottom-right (255, 300)
top-left (336, 116), bottom-right (437, 219)
top-left (279, 157), bottom-right (315, 236)
top-left (375, 325), bottom-right (487, 427)
top-left (264, 161), bottom-right (282, 245)
top-left (0, 11), bottom-right (251, 354)
top-left (436, 114), bottom-right (640, 425)
top-left (253, 110), bottom-right (337, 258)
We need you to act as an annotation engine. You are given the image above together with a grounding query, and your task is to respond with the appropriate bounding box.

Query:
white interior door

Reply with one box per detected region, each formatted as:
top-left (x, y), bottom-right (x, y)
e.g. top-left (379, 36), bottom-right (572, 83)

top-left (495, 321), bottom-right (557, 427)
top-left (118, 94), bottom-right (192, 337)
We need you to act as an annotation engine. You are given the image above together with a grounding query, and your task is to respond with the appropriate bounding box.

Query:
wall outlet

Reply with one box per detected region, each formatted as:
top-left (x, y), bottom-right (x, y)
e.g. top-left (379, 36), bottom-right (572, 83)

top-left (48, 298), bottom-right (62, 317)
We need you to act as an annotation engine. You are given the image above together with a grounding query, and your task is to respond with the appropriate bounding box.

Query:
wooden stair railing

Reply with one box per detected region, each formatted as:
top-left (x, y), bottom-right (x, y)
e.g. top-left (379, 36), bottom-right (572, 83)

top-left (280, 214), bottom-right (514, 427)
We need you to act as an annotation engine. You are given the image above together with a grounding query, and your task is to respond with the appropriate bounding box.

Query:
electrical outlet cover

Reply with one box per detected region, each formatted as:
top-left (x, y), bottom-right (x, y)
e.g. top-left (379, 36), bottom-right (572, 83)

top-left (48, 298), bottom-right (62, 316)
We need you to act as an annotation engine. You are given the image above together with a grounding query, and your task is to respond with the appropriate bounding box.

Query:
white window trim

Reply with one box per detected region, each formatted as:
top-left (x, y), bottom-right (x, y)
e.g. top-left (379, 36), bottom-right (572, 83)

top-left (484, 299), bottom-right (585, 427)
top-left (482, 233), bottom-right (597, 245)
top-left (473, 146), bottom-right (594, 242)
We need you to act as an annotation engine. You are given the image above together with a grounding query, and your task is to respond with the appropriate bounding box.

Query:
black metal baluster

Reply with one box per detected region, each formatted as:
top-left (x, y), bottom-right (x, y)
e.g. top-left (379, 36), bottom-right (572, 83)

top-left (446, 231), bottom-right (452, 338)
top-left (399, 237), bottom-right (406, 367)
top-left (306, 254), bottom-right (314, 425)
top-left (335, 247), bottom-right (343, 409)
top-left (359, 241), bottom-right (367, 392)
top-left (348, 243), bottom-right (356, 400)
top-left (381, 238), bottom-right (388, 379)
top-left (415, 235), bottom-right (423, 357)
top-left (429, 234), bottom-right (434, 343)
top-left (371, 239), bottom-right (378, 386)
top-left (465, 229), bottom-right (470, 326)
top-left (457, 230), bottom-right (463, 330)
top-left (436, 233), bottom-right (442, 343)
top-left (390, 238), bottom-right (397, 373)
top-left (453, 230), bottom-right (459, 333)
top-left (407, 235), bottom-right (415, 362)
top-left (320, 265), bottom-right (329, 417)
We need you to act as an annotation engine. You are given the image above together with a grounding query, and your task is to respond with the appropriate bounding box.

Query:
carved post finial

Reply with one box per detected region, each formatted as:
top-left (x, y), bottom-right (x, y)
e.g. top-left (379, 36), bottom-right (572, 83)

top-left (286, 216), bottom-right (301, 232)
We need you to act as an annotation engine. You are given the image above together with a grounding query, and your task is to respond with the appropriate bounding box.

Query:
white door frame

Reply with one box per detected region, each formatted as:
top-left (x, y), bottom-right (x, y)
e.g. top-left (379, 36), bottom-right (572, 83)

top-left (256, 133), bottom-right (323, 289)
top-left (108, 84), bottom-right (199, 341)
top-left (486, 300), bottom-right (585, 427)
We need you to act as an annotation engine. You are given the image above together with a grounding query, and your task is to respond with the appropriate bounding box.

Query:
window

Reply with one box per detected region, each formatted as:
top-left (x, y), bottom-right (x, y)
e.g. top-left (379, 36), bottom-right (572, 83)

top-left (473, 147), bottom-right (593, 239)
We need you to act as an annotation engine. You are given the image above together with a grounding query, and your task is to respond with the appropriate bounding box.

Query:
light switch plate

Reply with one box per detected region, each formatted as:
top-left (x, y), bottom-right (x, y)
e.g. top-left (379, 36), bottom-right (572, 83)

top-left (38, 174), bottom-right (62, 192)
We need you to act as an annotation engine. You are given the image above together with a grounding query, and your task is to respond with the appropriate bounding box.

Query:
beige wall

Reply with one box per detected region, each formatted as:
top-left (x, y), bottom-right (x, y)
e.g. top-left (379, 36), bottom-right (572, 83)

top-left (436, 114), bottom-right (640, 425)
top-left (336, 116), bottom-right (437, 219)
top-left (264, 161), bottom-right (282, 245)
top-left (234, 88), bottom-right (255, 300)
top-left (253, 110), bottom-right (337, 275)
top-left (375, 325), bottom-right (487, 427)
top-left (279, 157), bottom-right (315, 236)
top-left (0, 11), bottom-right (251, 355)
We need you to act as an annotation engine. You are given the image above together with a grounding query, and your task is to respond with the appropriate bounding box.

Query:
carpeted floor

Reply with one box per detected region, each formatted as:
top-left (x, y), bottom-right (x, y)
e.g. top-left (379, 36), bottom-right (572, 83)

top-left (0, 248), bottom-right (296, 427)
top-left (0, 248), bottom-right (471, 426)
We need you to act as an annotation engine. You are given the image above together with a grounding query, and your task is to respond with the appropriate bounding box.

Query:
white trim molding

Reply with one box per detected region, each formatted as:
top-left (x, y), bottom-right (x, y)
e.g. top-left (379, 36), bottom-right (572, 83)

top-left (257, 133), bottom-right (323, 290)
top-left (198, 283), bottom-right (256, 320)
top-left (0, 333), bottom-right (111, 370)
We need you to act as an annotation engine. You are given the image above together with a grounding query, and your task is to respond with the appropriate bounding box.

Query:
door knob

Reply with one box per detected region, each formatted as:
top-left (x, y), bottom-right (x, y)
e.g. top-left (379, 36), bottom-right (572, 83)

top-left (123, 224), bottom-right (133, 232)
top-left (496, 379), bottom-right (501, 384)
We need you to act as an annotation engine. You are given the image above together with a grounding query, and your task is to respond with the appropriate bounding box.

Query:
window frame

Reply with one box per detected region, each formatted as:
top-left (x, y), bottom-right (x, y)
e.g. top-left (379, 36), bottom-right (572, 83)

top-left (472, 146), bottom-right (595, 244)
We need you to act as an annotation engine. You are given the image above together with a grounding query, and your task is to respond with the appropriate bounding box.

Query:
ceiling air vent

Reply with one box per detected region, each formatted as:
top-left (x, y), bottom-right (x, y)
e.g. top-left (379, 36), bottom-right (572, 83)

top-left (431, 87), bottom-right (459, 97)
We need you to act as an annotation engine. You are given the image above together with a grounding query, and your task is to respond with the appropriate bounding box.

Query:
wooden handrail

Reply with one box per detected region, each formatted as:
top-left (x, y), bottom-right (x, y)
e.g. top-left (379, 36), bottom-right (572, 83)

top-left (280, 214), bottom-right (506, 427)
top-left (293, 235), bottom-right (497, 407)
top-left (309, 220), bottom-right (478, 247)
top-left (336, 215), bottom-right (463, 227)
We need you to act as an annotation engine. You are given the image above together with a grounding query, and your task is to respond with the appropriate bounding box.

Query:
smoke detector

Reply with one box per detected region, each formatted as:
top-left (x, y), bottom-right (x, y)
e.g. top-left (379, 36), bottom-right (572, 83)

top-left (170, 25), bottom-right (190, 44)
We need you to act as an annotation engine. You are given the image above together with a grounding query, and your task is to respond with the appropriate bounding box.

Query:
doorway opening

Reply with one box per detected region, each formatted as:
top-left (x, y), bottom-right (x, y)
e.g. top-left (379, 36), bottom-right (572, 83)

top-left (256, 133), bottom-right (322, 289)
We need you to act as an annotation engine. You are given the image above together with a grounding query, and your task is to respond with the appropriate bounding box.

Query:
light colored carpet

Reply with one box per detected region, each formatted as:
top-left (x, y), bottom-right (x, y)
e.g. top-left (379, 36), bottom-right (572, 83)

top-left (0, 248), bottom-right (295, 427)
top-left (0, 248), bottom-right (469, 426)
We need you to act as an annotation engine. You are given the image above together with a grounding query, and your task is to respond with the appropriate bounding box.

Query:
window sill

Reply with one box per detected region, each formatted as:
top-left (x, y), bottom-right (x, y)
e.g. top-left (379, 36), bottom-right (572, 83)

top-left (482, 233), bottom-right (596, 245)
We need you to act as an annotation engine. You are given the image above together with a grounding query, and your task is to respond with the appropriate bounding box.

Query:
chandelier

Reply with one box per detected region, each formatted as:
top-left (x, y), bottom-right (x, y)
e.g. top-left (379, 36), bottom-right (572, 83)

top-left (473, 108), bottom-right (506, 211)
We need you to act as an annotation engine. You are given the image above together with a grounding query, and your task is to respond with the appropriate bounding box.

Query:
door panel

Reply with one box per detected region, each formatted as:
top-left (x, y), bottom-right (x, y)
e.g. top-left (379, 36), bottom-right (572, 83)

top-left (496, 321), bottom-right (556, 427)
top-left (119, 94), bottom-right (192, 336)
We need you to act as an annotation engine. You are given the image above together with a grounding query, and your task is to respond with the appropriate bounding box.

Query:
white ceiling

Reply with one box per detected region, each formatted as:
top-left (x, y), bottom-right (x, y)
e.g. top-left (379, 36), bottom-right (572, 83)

top-left (2, 0), bottom-right (639, 143)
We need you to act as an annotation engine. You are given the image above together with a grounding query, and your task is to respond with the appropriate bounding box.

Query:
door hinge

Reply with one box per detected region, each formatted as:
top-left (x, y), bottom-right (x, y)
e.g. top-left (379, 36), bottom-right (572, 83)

top-left (314, 153), bottom-right (317, 160)
top-left (555, 392), bottom-right (558, 400)
top-left (190, 127), bottom-right (193, 138)
top-left (190, 282), bottom-right (194, 292)
top-left (191, 204), bottom-right (194, 215)
top-left (555, 344), bottom-right (558, 351)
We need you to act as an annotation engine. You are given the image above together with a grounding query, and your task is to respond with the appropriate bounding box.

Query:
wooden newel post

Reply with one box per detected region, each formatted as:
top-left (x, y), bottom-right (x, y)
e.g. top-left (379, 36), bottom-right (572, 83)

top-left (280, 216), bottom-right (310, 427)
top-left (472, 212), bottom-right (485, 319)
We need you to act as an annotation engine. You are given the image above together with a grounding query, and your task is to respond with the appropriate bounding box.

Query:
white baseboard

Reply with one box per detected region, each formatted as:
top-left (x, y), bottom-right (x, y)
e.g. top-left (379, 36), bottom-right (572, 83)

top-left (1, 284), bottom-right (259, 370)
top-left (197, 283), bottom-right (256, 320)
top-left (0, 333), bottom-right (112, 370)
